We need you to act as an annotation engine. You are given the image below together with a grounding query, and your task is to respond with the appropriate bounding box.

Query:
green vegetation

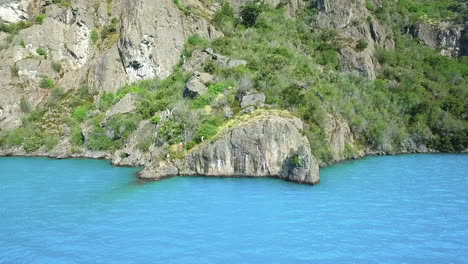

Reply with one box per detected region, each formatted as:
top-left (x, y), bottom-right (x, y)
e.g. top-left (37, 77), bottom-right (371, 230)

top-left (100, 18), bottom-right (120, 49)
top-left (35, 14), bottom-right (46, 24)
top-left (40, 77), bottom-right (54, 89)
top-left (36, 47), bottom-right (47, 58)
top-left (72, 107), bottom-right (88, 122)
top-left (356, 39), bottom-right (368, 51)
top-left (20, 97), bottom-right (31, 113)
top-left (151, 115), bottom-right (161, 124)
top-left (0, 21), bottom-right (32, 34)
top-left (157, 120), bottom-right (184, 145)
top-left (1, 0), bottom-right (466, 161)
top-left (52, 61), bottom-right (62, 73)
top-left (173, 0), bottom-right (191, 15)
top-left (91, 28), bottom-right (99, 44)
top-left (137, 136), bottom-right (153, 152)
top-left (10, 64), bottom-right (19, 77)
top-left (52, 0), bottom-right (71, 7)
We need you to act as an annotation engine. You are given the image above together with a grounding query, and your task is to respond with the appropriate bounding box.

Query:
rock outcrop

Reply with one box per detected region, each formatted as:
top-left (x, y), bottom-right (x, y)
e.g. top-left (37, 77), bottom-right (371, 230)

top-left (410, 22), bottom-right (468, 58)
top-left (323, 113), bottom-right (363, 163)
top-left (140, 114), bottom-right (320, 184)
top-left (183, 71), bottom-right (214, 98)
top-left (183, 48), bottom-right (247, 72)
top-left (119, 0), bottom-right (221, 81)
top-left (0, 0), bottom-right (30, 23)
top-left (316, 0), bottom-right (394, 79)
top-left (240, 93), bottom-right (266, 109)
top-left (105, 93), bottom-right (137, 118)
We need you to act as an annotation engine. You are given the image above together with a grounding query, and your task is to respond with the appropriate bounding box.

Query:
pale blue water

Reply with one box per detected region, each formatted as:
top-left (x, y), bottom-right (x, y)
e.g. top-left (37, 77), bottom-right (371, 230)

top-left (0, 154), bottom-right (467, 263)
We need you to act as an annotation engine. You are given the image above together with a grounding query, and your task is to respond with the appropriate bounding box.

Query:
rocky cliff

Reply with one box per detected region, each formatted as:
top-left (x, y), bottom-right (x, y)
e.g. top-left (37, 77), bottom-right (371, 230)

top-left (140, 114), bottom-right (320, 184)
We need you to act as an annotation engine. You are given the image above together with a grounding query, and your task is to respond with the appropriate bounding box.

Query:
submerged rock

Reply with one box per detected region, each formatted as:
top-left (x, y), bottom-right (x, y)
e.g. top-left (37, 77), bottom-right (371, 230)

top-left (139, 114), bottom-right (320, 184)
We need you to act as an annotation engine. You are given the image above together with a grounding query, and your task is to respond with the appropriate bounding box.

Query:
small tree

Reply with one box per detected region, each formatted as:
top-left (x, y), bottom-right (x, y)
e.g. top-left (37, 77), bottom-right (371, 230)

top-left (240, 3), bottom-right (263, 27)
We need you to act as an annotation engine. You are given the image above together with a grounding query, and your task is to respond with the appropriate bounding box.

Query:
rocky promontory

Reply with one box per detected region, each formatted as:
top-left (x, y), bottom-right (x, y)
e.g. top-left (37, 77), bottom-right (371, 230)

top-left (139, 114), bottom-right (320, 184)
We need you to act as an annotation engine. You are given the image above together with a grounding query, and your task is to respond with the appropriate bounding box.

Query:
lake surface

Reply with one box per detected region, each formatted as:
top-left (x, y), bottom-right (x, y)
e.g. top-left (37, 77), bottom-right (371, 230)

top-left (0, 154), bottom-right (467, 263)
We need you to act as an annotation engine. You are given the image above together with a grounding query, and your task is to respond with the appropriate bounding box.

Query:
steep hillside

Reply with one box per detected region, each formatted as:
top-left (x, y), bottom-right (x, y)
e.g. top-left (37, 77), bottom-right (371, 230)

top-left (0, 0), bottom-right (466, 181)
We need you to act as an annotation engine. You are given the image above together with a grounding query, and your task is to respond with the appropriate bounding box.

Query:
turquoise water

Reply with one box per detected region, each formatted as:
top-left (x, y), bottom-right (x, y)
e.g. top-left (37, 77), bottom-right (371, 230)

top-left (1, 154), bottom-right (467, 263)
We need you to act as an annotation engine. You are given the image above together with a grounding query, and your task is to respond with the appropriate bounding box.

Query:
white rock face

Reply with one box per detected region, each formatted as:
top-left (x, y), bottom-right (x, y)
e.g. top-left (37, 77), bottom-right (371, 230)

top-left (64, 20), bottom-right (91, 69)
top-left (119, 0), bottom-right (221, 81)
top-left (0, 0), bottom-right (29, 23)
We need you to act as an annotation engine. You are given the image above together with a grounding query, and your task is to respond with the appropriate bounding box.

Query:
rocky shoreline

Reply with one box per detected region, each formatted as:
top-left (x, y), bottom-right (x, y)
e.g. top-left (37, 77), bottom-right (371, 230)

top-left (1, 112), bottom-right (452, 185)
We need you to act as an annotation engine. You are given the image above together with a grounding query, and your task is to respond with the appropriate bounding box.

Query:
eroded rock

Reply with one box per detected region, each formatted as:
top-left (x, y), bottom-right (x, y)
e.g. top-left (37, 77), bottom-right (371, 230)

top-left (139, 114), bottom-right (320, 184)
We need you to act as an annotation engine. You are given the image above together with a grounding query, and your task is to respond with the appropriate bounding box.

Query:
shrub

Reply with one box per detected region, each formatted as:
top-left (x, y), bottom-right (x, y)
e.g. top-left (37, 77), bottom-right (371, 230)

top-left (173, 0), bottom-right (190, 15)
top-left (36, 47), bottom-right (47, 58)
top-left (190, 95), bottom-right (212, 109)
top-left (0, 20), bottom-right (32, 34)
top-left (240, 3), bottom-right (263, 27)
top-left (20, 97), bottom-right (30, 113)
top-left (151, 115), bottom-right (161, 124)
top-left (195, 123), bottom-right (218, 143)
top-left (91, 28), bottom-right (99, 44)
top-left (185, 140), bottom-right (196, 150)
top-left (187, 35), bottom-right (205, 46)
top-left (137, 136), bottom-right (153, 152)
top-left (366, 0), bottom-right (375, 11)
top-left (99, 92), bottom-right (115, 110)
top-left (87, 127), bottom-right (119, 151)
top-left (116, 85), bottom-right (145, 100)
top-left (10, 64), bottom-right (19, 77)
top-left (35, 14), bottom-right (46, 24)
top-left (23, 135), bottom-right (43, 152)
top-left (72, 107), bottom-right (88, 122)
top-left (291, 154), bottom-right (302, 167)
top-left (52, 61), bottom-right (62, 73)
top-left (40, 77), bottom-right (54, 88)
top-left (71, 126), bottom-right (84, 145)
top-left (208, 81), bottom-right (232, 95)
top-left (44, 134), bottom-right (59, 151)
top-left (157, 120), bottom-right (184, 145)
top-left (356, 39), bottom-right (368, 51)
top-left (6, 128), bottom-right (31, 146)
top-left (106, 114), bottom-right (142, 139)
top-left (212, 2), bottom-right (236, 32)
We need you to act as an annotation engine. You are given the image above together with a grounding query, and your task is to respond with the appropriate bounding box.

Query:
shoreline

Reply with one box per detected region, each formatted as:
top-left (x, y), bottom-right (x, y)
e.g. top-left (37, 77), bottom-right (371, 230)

top-left (2, 149), bottom-right (465, 184)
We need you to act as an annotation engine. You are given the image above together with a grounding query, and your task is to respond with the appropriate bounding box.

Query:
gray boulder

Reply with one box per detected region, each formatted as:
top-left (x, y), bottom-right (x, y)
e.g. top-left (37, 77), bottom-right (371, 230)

top-left (241, 93), bottom-right (266, 108)
top-left (139, 114), bottom-right (320, 184)
top-left (105, 93), bottom-right (137, 118)
top-left (183, 71), bottom-right (214, 98)
top-left (183, 48), bottom-right (247, 72)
